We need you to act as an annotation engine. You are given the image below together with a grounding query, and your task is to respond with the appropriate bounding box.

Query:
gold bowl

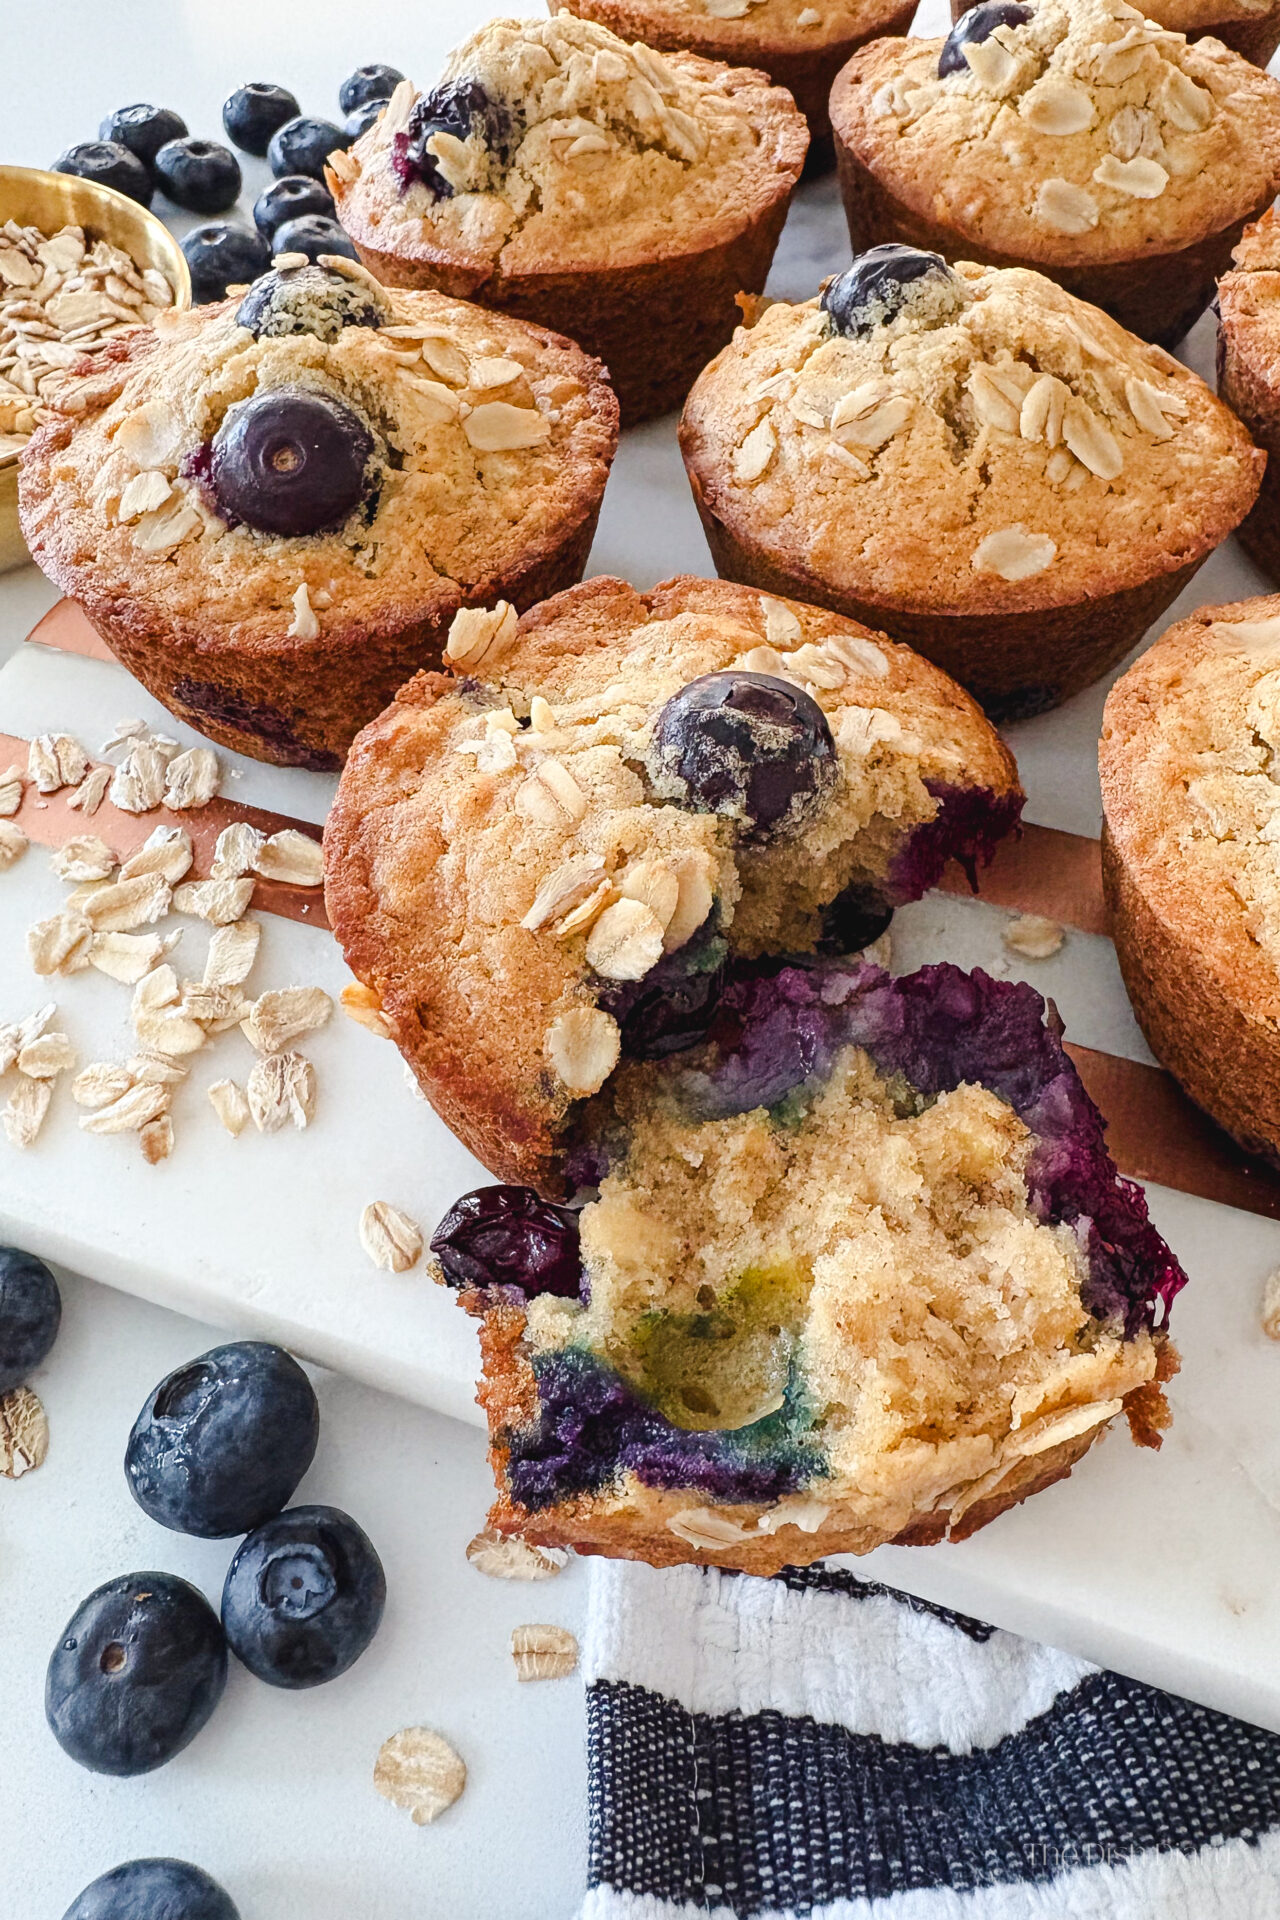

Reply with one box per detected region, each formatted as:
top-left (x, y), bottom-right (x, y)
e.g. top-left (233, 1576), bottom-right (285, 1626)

top-left (0, 163), bottom-right (191, 574)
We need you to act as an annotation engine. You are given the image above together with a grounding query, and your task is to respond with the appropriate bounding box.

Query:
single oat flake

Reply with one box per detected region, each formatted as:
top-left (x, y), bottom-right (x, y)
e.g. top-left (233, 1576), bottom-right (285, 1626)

top-left (1262, 1268), bottom-right (1280, 1342)
top-left (1003, 913), bottom-right (1065, 961)
top-left (465, 1528), bottom-right (568, 1581)
top-left (374, 1727), bottom-right (467, 1825)
top-left (0, 1385), bottom-right (49, 1477)
top-left (359, 1201), bottom-right (423, 1273)
top-left (511, 1623), bottom-right (579, 1682)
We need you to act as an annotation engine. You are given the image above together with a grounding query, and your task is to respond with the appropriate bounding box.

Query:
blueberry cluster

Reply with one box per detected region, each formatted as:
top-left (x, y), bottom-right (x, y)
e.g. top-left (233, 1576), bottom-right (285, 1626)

top-left (55, 104), bottom-right (242, 220)
top-left (40, 1326), bottom-right (384, 1917)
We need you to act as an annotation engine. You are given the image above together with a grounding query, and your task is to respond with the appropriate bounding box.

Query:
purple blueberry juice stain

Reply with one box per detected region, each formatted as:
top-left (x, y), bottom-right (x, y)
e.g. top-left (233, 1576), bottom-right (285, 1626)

top-left (886, 782), bottom-right (1024, 902)
top-left (171, 678), bottom-right (341, 771)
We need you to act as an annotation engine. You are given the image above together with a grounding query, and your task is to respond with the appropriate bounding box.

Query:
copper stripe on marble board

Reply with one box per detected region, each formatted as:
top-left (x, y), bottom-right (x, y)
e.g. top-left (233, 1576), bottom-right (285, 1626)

top-left (17, 600), bottom-right (1280, 1219)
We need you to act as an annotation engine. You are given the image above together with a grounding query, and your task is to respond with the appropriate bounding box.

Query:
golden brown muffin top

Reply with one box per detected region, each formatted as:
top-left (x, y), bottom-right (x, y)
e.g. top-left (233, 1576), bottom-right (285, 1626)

top-left (560, 0), bottom-right (908, 54)
top-left (333, 12), bottom-right (807, 276)
top-left (18, 263), bottom-right (617, 650)
top-left (834, 0), bottom-right (1280, 264)
top-left (1102, 595), bottom-right (1280, 1020)
top-left (679, 259), bottom-right (1262, 614)
top-left (324, 574), bottom-right (1019, 1178)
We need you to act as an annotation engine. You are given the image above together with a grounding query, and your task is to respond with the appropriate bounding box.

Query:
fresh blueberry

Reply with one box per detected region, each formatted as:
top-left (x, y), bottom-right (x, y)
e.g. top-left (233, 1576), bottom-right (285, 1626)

top-left (53, 142), bottom-right (152, 207)
top-left (221, 82), bottom-right (301, 157)
top-left (939, 1), bottom-right (1035, 76)
top-left (153, 138), bottom-right (241, 214)
top-left (0, 1246), bottom-right (61, 1394)
top-left (391, 79), bottom-right (517, 196)
top-left (817, 883), bottom-right (894, 955)
top-left (431, 1186), bottom-right (582, 1299)
top-left (46, 1572), bottom-right (227, 1775)
top-left (252, 174), bottom-right (335, 241)
top-left (126, 1341), bottom-right (318, 1537)
top-left (234, 262), bottom-right (385, 340)
top-left (267, 115), bottom-right (348, 181)
top-left (271, 214), bottom-right (358, 265)
top-left (648, 672), bottom-right (837, 838)
top-left (822, 244), bottom-right (964, 340)
top-left (62, 1858), bottom-right (239, 1920)
top-left (339, 64), bottom-right (405, 117)
top-left (221, 1505), bottom-right (386, 1689)
top-left (182, 223), bottom-right (271, 304)
top-left (209, 385), bottom-right (373, 535)
top-left (344, 98), bottom-right (389, 142)
top-left (97, 105), bottom-right (188, 173)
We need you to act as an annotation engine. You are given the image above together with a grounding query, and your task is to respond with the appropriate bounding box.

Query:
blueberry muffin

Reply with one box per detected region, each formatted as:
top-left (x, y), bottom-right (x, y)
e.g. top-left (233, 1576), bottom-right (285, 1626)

top-left (830, 0), bottom-right (1280, 348)
top-left (327, 14), bottom-right (808, 422)
top-left (1102, 594), bottom-right (1280, 1163)
top-left (554, 0), bottom-right (917, 171)
top-left (429, 958), bottom-right (1184, 1572)
top-left (324, 573), bottom-right (1023, 1188)
top-left (950, 0), bottom-right (1280, 70)
top-left (1218, 211), bottom-right (1280, 585)
top-left (18, 259), bottom-right (618, 770)
top-left (679, 248), bottom-right (1263, 719)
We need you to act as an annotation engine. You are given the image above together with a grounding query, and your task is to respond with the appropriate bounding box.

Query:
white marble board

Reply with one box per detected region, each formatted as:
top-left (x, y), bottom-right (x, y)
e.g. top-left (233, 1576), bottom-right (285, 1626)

top-left (5, 0), bottom-right (1280, 1754)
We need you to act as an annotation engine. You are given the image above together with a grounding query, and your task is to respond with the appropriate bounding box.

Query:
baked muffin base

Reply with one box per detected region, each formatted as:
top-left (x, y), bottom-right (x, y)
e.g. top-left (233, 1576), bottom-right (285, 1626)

top-left (1103, 822), bottom-right (1280, 1167)
top-left (1218, 225), bottom-right (1280, 585)
top-left (554, 0), bottom-right (917, 173)
top-left (63, 503), bottom-right (607, 772)
top-left (685, 462), bottom-right (1210, 721)
top-left (344, 194), bottom-right (801, 428)
top-left (832, 114), bottom-right (1272, 350)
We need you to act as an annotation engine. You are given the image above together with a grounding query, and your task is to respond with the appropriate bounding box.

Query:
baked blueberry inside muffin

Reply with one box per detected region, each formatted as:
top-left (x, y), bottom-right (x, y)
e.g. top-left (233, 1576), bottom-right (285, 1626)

top-left (432, 957), bottom-right (1183, 1571)
top-left (324, 574), bottom-right (1024, 1188)
top-left (328, 13), bottom-right (808, 421)
top-left (19, 257), bottom-right (618, 769)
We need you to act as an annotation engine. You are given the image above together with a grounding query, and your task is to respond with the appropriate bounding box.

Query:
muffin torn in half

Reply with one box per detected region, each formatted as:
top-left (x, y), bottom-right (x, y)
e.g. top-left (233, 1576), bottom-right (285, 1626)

top-left (430, 959), bottom-right (1183, 1572)
top-left (324, 574), bottom-right (1023, 1188)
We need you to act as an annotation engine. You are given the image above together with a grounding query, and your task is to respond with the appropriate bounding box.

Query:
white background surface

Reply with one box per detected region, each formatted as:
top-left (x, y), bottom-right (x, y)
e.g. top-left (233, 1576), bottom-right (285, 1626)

top-left (7, 1), bottom-right (1280, 1915)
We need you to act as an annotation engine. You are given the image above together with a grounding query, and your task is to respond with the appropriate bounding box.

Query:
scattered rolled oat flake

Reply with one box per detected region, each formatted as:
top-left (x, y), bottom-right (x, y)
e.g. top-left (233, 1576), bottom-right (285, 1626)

top-left (445, 601), bottom-right (519, 671)
top-left (72, 1061), bottom-right (135, 1110)
top-left (374, 1727), bottom-right (466, 1826)
top-left (83, 873), bottom-right (172, 934)
top-left (1255, 1266), bottom-right (1280, 1345)
top-left (971, 526), bottom-right (1057, 582)
top-left (51, 835), bottom-right (116, 883)
top-left (462, 400), bottom-right (550, 452)
top-left (0, 819), bottom-right (29, 870)
top-left (79, 1081), bottom-right (170, 1135)
top-left (1034, 179), bottom-right (1099, 236)
top-left (3, 1077), bottom-right (53, 1148)
top-left (252, 829), bottom-right (323, 887)
top-left (247, 1050), bottom-right (316, 1132)
top-left (29, 733), bottom-right (89, 793)
top-left (27, 911), bottom-right (93, 977)
top-left (88, 930), bottom-right (174, 985)
top-left (511, 1623), bottom-right (579, 1682)
top-left (545, 1005), bottom-right (620, 1095)
top-left (667, 1506), bottom-right (752, 1550)
top-left (204, 917), bottom-right (260, 988)
top-left (1003, 913), bottom-right (1064, 960)
top-left (17, 1032), bottom-right (76, 1079)
top-left (0, 764), bottom-right (24, 816)
top-left (359, 1200), bottom-right (423, 1273)
top-left (173, 877), bottom-right (255, 925)
top-left (208, 1077), bottom-right (250, 1138)
top-left (66, 764), bottom-right (111, 816)
top-left (139, 1114), bottom-right (174, 1165)
top-left (465, 1528), bottom-right (568, 1580)
top-left (1020, 79), bottom-right (1093, 135)
top-left (0, 1385), bottom-right (48, 1477)
top-left (181, 981), bottom-right (248, 1032)
top-left (129, 1053), bottom-right (188, 1087)
top-left (119, 825), bottom-right (193, 885)
top-left (111, 743), bottom-right (168, 813)
top-left (163, 746), bottom-right (220, 811)
top-left (963, 34), bottom-right (1018, 90)
top-left (241, 986), bottom-right (332, 1055)
top-left (211, 821), bottom-right (264, 880)
top-left (118, 468), bottom-right (174, 521)
top-left (584, 898), bottom-right (665, 982)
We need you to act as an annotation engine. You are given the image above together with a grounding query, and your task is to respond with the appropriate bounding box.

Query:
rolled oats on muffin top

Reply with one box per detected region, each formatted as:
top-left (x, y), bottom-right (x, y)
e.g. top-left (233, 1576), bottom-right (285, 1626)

top-left (830, 0), bottom-right (1280, 343)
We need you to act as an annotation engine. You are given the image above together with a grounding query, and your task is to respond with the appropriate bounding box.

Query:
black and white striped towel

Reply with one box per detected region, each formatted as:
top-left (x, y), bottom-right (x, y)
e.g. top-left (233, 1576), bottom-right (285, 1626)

top-left (580, 1560), bottom-right (1280, 1918)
